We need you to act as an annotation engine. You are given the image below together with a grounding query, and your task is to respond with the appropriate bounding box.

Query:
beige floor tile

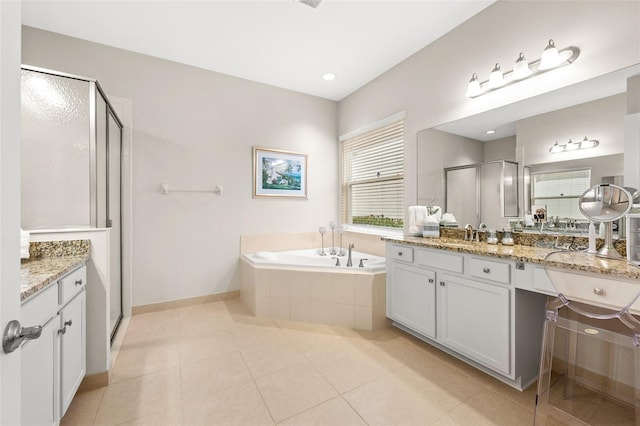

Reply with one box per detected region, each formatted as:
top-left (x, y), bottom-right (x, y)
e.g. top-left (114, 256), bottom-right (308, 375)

top-left (110, 338), bottom-right (181, 383)
top-left (228, 322), bottom-right (285, 349)
top-left (278, 396), bottom-right (367, 426)
top-left (180, 350), bottom-right (253, 402)
top-left (344, 372), bottom-right (449, 426)
top-left (255, 362), bottom-right (338, 423)
top-left (310, 345), bottom-right (390, 393)
top-left (178, 329), bottom-right (239, 365)
top-left (184, 381), bottom-right (274, 426)
top-left (447, 388), bottom-right (535, 426)
top-left (240, 335), bottom-right (307, 378)
top-left (60, 387), bottom-right (105, 426)
top-left (93, 368), bottom-right (183, 425)
top-left (429, 413), bottom-right (463, 426)
top-left (586, 398), bottom-right (636, 425)
top-left (117, 412), bottom-right (184, 426)
top-left (487, 378), bottom-right (538, 412)
top-left (393, 361), bottom-right (484, 413)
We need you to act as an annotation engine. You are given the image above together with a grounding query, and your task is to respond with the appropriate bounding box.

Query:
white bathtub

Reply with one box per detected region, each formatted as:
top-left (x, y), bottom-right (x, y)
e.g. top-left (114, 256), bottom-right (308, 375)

top-left (244, 248), bottom-right (385, 272)
top-left (240, 248), bottom-right (388, 330)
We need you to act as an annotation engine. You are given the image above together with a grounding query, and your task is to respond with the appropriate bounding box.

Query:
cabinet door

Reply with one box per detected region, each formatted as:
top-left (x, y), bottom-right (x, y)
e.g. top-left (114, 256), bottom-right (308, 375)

top-left (21, 315), bottom-right (59, 426)
top-left (60, 289), bottom-right (86, 416)
top-left (437, 274), bottom-right (510, 375)
top-left (388, 263), bottom-right (436, 339)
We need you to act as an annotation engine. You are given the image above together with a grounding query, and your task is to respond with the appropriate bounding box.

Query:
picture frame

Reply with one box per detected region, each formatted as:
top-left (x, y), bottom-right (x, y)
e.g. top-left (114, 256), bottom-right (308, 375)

top-left (253, 147), bottom-right (307, 198)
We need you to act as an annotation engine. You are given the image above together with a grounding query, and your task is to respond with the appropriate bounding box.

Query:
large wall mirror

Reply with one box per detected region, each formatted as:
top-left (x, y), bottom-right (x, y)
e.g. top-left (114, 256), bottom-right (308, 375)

top-left (417, 64), bottom-right (640, 235)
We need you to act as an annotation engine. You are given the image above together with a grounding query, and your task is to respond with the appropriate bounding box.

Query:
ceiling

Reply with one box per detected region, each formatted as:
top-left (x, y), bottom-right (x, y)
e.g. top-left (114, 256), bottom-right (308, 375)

top-left (21, 0), bottom-right (494, 101)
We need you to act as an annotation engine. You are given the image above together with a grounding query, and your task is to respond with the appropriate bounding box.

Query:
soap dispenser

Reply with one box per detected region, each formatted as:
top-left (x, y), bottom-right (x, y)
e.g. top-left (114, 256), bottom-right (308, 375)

top-left (501, 227), bottom-right (514, 245)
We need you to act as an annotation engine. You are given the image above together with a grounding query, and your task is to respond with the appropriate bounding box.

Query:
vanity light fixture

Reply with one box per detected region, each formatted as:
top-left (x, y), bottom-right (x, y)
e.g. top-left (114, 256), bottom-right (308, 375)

top-left (549, 136), bottom-right (599, 153)
top-left (465, 39), bottom-right (579, 98)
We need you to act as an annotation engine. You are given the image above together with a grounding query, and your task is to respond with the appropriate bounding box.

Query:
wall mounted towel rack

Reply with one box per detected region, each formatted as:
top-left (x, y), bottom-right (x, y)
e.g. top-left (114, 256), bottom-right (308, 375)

top-left (160, 183), bottom-right (223, 195)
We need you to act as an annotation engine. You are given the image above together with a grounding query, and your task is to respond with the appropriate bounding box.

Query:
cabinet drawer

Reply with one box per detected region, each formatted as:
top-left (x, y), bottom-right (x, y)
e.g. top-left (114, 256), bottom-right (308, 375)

top-left (22, 283), bottom-right (58, 327)
top-left (391, 245), bottom-right (414, 263)
top-left (547, 268), bottom-right (640, 313)
top-left (532, 267), bottom-right (557, 295)
top-left (469, 258), bottom-right (510, 284)
top-left (59, 266), bottom-right (86, 306)
top-left (415, 249), bottom-right (463, 273)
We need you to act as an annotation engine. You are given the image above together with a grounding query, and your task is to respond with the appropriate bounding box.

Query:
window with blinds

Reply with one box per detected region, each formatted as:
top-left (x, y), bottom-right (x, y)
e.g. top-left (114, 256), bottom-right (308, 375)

top-left (340, 117), bottom-right (404, 228)
top-left (532, 169), bottom-right (591, 219)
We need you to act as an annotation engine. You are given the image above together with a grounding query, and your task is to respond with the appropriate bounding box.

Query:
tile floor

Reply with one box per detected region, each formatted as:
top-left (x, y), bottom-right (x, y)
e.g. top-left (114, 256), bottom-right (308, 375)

top-left (61, 298), bottom-right (540, 426)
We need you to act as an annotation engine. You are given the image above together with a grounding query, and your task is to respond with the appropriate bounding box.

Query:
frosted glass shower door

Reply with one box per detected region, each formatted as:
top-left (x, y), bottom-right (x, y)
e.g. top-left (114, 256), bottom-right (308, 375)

top-left (21, 69), bottom-right (91, 228)
top-left (445, 166), bottom-right (478, 228)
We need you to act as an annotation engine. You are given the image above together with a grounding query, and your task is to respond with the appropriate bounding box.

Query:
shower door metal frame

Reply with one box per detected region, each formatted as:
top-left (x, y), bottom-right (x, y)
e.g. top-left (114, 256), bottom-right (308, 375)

top-left (444, 160), bottom-right (519, 228)
top-left (21, 65), bottom-right (125, 341)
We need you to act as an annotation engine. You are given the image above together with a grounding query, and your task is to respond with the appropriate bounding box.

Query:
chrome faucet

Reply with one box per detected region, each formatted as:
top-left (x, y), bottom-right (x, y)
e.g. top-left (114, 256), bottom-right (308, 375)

top-left (464, 224), bottom-right (473, 241)
top-left (346, 243), bottom-right (355, 267)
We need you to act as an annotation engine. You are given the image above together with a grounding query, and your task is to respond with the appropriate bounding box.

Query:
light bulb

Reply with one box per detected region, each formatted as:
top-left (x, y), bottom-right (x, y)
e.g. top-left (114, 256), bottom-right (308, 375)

top-left (580, 137), bottom-right (599, 149)
top-left (512, 53), bottom-right (532, 80)
top-left (488, 63), bottom-right (504, 89)
top-left (564, 139), bottom-right (579, 150)
top-left (549, 141), bottom-right (564, 153)
top-left (465, 73), bottom-right (481, 97)
top-left (539, 39), bottom-right (561, 71)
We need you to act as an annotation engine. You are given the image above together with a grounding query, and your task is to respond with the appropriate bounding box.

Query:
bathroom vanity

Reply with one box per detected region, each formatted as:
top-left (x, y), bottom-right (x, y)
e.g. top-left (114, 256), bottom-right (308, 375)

top-left (19, 241), bottom-right (89, 425)
top-left (383, 236), bottom-right (640, 391)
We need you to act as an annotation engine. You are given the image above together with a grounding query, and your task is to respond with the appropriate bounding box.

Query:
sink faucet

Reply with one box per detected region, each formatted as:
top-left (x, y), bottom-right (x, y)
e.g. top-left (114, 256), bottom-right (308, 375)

top-left (464, 224), bottom-right (473, 241)
top-left (346, 243), bottom-right (355, 267)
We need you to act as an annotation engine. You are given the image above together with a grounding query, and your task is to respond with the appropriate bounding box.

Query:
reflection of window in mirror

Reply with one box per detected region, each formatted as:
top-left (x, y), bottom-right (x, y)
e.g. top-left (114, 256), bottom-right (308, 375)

top-left (531, 169), bottom-right (591, 220)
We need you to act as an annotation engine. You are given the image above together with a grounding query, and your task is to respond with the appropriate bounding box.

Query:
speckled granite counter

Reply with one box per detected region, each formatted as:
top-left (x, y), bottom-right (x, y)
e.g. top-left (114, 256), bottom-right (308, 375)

top-left (382, 235), bottom-right (640, 281)
top-left (20, 240), bottom-right (90, 301)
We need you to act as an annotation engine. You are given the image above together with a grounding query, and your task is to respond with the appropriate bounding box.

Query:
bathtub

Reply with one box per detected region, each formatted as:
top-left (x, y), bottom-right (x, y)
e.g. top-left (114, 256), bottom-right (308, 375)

top-left (244, 248), bottom-right (385, 272)
top-left (240, 248), bottom-right (388, 331)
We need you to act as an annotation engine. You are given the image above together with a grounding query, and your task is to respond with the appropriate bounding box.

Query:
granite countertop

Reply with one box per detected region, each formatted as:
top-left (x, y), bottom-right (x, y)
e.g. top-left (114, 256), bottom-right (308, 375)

top-left (20, 240), bottom-right (90, 302)
top-left (382, 235), bottom-right (640, 281)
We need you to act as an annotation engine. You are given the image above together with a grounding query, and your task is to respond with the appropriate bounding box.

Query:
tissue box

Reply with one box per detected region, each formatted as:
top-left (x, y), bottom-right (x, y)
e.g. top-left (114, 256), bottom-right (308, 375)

top-left (422, 224), bottom-right (440, 237)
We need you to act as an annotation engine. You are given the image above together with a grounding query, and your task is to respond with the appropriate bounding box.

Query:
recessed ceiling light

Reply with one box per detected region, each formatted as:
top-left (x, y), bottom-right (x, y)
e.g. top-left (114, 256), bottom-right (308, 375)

top-left (322, 73), bottom-right (336, 81)
top-left (485, 130), bottom-right (496, 135)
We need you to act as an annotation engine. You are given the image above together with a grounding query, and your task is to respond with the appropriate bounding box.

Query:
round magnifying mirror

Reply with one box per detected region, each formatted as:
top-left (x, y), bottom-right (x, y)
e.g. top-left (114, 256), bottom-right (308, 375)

top-left (579, 183), bottom-right (632, 258)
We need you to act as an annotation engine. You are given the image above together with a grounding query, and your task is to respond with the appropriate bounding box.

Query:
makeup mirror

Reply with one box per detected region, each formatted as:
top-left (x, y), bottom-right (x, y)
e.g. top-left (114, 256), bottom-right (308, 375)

top-left (579, 183), bottom-right (632, 258)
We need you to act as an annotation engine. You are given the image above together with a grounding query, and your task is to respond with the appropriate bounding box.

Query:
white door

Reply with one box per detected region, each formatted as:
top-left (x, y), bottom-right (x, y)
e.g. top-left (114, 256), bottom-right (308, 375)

top-left (1, 2), bottom-right (24, 424)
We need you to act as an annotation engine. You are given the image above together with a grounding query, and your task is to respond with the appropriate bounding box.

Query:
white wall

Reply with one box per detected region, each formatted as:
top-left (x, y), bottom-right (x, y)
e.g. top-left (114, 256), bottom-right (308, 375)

top-left (22, 27), bottom-right (339, 307)
top-left (339, 1), bottom-right (640, 217)
top-left (517, 94), bottom-right (626, 166)
top-left (484, 136), bottom-right (516, 162)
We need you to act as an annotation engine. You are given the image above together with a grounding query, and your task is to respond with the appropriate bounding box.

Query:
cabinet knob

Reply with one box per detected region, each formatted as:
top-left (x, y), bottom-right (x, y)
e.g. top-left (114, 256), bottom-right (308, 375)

top-left (397, 252), bottom-right (403, 256)
top-left (483, 267), bottom-right (491, 274)
top-left (58, 327), bottom-right (67, 335)
top-left (593, 288), bottom-right (605, 296)
top-left (428, 278), bottom-right (434, 283)
top-left (64, 320), bottom-right (73, 327)
top-left (75, 279), bottom-right (83, 286)
top-left (440, 282), bottom-right (445, 286)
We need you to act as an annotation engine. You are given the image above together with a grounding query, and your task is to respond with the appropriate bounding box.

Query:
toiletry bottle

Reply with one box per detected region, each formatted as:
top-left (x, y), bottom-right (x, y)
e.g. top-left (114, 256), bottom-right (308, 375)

top-left (588, 222), bottom-right (596, 253)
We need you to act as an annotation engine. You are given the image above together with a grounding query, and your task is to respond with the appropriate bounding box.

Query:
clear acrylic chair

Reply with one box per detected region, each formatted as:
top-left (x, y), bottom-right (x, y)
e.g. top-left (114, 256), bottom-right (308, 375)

top-left (534, 250), bottom-right (640, 426)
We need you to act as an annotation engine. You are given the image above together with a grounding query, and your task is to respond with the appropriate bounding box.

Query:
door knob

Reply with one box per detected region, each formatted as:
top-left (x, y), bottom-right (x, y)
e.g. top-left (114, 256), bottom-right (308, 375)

top-left (3, 320), bottom-right (42, 354)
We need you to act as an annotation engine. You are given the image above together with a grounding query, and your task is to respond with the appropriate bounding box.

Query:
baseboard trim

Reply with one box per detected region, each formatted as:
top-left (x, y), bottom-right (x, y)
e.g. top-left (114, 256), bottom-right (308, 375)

top-left (78, 371), bottom-right (109, 392)
top-left (132, 290), bottom-right (240, 315)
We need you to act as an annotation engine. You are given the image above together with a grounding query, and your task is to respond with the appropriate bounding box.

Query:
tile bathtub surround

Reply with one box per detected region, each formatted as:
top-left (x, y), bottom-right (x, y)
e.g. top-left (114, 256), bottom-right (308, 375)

top-left (62, 297), bottom-right (547, 426)
top-left (240, 231), bottom-right (386, 256)
top-left (240, 259), bottom-right (388, 331)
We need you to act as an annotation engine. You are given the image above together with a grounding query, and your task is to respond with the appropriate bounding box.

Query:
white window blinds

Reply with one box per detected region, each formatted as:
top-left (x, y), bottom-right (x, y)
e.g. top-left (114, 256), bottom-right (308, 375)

top-left (341, 117), bottom-right (404, 228)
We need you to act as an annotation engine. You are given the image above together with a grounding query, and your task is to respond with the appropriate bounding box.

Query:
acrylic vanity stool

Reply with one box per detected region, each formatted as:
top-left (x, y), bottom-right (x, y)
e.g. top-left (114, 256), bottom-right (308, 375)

top-left (534, 184), bottom-right (640, 425)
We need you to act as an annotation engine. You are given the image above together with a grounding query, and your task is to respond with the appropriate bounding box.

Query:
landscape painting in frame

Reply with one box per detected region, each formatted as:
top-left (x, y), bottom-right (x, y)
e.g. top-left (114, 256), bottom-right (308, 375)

top-left (253, 147), bottom-right (307, 198)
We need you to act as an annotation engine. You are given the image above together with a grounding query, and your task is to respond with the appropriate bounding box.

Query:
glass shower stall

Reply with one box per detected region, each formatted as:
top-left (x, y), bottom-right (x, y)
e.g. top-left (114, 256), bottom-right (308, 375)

top-left (21, 65), bottom-right (124, 342)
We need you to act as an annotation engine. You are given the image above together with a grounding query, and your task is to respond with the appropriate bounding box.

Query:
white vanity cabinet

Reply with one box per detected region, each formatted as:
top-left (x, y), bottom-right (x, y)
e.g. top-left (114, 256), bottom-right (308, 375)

top-left (387, 256), bottom-right (437, 339)
top-left (386, 242), bottom-right (546, 390)
top-left (437, 273), bottom-right (510, 375)
top-left (20, 264), bottom-right (86, 425)
top-left (59, 268), bottom-right (86, 416)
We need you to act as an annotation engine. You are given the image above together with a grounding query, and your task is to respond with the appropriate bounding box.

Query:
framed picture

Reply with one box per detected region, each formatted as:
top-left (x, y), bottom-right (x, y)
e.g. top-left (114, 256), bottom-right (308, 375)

top-left (253, 147), bottom-right (307, 198)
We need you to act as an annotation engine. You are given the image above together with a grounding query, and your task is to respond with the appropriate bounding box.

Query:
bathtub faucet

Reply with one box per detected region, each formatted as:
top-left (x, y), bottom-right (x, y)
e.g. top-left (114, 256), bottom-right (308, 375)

top-left (346, 243), bottom-right (355, 267)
